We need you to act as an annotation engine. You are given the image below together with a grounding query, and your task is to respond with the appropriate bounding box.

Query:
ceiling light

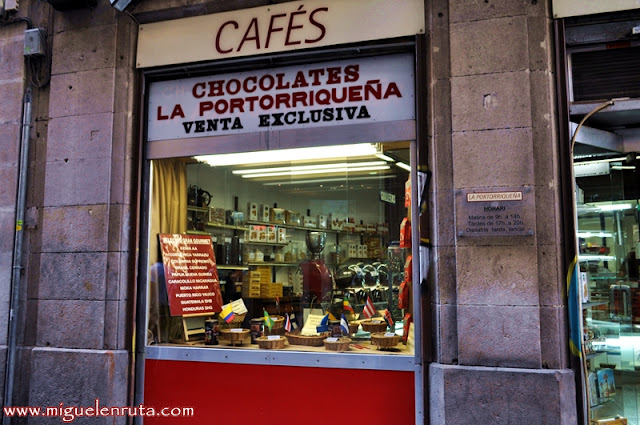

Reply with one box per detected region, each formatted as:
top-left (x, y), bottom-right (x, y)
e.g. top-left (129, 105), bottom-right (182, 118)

top-left (396, 162), bottom-right (411, 171)
top-left (195, 143), bottom-right (379, 166)
top-left (375, 153), bottom-right (395, 162)
top-left (597, 204), bottom-right (633, 211)
top-left (263, 175), bottom-right (396, 186)
top-left (239, 165), bottom-right (391, 178)
top-left (233, 161), bottom-right (388, 176)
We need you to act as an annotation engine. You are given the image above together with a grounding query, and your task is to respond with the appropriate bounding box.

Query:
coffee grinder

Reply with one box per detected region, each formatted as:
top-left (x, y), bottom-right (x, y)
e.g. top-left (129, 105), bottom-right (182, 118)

top-left (300, 231), bottom-right (333, 302)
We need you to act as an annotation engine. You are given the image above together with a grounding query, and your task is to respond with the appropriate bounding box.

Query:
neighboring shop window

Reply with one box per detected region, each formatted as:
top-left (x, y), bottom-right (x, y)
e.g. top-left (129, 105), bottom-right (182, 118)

top-left (146, 141), bottom-right (416, 355)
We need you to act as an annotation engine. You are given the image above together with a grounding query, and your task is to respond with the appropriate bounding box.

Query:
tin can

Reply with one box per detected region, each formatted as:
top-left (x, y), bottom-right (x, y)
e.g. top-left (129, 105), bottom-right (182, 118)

top-left (330, 320), bottom-right (342, 337)
top-left (205, 319), bottom-right (219, 345)
top-left (250, 318), bottom-right (263, 344)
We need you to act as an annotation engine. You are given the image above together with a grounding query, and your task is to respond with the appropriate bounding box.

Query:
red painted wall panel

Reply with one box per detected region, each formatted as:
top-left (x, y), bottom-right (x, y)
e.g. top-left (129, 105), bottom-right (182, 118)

top-left (144, 359), bottom-right (415, 424)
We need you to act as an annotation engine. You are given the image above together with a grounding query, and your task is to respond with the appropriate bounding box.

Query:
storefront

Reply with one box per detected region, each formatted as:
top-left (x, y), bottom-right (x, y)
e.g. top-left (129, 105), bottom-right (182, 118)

top-left (555, 1), bottom-right (640, 424)
top-left (134, 1), bottom-right (427, 423)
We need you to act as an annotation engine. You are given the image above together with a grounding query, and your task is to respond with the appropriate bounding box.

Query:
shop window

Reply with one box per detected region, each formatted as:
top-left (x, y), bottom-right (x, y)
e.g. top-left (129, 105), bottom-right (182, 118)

top-left (146, 141), bottom-right (416, 356)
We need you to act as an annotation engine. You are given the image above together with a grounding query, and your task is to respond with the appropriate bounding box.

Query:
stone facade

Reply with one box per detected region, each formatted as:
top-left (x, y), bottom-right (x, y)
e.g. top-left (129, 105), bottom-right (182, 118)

top-left (0, 0), bottom-right (576, 423)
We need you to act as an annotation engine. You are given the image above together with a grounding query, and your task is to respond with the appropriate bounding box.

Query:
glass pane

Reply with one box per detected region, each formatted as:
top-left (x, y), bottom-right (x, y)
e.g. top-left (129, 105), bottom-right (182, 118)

top-left (147, 141), bottom-right (415, 356)
top-left (576, 155), bottom-right (640, 424)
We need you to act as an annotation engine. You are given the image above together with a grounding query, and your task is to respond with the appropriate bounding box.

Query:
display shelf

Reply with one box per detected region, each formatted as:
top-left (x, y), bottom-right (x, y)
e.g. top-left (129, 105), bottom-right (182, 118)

top-left (246, 219), bottom-right (339, 233)
top-left (187, 206), bottom-right (209, 213)
top-left (583, 301), bottom-right (609, 309)
top-left (246, 262), bottom-right (301, 267)
top-left (585, 350), bottom-right (607, 359)
top-left (217, 265), bottom-right (249, 271)
top-left (245, 241), bottom-right (288, 247)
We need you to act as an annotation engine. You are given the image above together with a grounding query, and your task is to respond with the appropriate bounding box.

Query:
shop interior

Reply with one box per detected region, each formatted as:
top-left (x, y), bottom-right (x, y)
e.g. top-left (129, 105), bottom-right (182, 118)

top-left (568, 14), bottom-right (640, 423)
top-left (147, 141), bottom-right (416, 355)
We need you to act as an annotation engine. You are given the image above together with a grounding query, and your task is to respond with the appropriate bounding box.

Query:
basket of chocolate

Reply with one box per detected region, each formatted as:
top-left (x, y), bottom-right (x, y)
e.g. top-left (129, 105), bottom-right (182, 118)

top-left (219, 328), bottom-right (250, 346)
top-left (370, 332), bottom-right (401, 350)
top-left (360, 319), bottom-right (388, 333)
top-left (323, 337), bottom-right (351, 352)
top-left (256, 335), bottom-right (286, 350)
top-left (285, 331), bottom-right (329, 346)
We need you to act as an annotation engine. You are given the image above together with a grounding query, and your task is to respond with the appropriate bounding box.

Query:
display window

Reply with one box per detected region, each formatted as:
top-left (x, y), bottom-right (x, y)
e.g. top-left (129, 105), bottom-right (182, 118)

top-left (141, 50), bottom-right (421, 362)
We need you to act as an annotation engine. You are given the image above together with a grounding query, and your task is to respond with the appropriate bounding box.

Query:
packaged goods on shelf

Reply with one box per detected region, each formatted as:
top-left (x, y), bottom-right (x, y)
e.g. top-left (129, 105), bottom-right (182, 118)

top-left (285, 210), bottom-right (301, 226)
top-left (208, 207), bottom-right (226, 225)
top-left (331, 215), bottom-right (345, 230)
top-left (248, 202), bottom-right (258, 221)
top-left (303, 215), bottom-right (317, 227)
top-left (270, 208), bottom-right (286, 224)
top-left (318, 215), bottom-right (328, 229)
top-left (277, 227), bottom-right (287, 243)
top-left (260, 204), bottom-right (270, 222)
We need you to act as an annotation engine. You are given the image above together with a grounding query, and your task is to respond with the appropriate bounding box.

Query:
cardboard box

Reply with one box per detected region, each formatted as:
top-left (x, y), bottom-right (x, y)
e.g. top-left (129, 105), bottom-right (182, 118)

top-left (597, 368), bottom-right (616, 398)
top-left (247, 202), bottom-right (259, 221)
top-left (277, 227), bottom-right (287, 243)
top-left (317, 215), bottom-right (328, 229)
top-left (260, 204), bottom-right (270, 222)
top-left (595, 418), bottom-right (628, 425)
top-left (242, 281), bottom-right (261, 298)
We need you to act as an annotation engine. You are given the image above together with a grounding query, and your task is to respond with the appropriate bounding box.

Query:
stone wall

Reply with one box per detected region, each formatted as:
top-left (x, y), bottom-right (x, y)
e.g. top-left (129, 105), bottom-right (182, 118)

top-left (0, 20), bottom-right (28, 405)
top-left (0, 1), bottom-right (137, 421)
top-left (428, 0), bottom-right (575, 423)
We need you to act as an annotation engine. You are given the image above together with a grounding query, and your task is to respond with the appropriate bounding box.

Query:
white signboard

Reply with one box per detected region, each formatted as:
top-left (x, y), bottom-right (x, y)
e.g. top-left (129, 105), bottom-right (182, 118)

top-left (136, 0), bottom-right (425, 68)
top-left (552, 0), bottom-right (640, 18)
top-left (147, 54), bottom-right (415, 141)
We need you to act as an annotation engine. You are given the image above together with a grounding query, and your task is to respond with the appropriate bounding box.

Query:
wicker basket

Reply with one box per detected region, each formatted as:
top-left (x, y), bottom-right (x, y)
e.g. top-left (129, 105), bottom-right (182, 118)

top-left (256, 336), bottom-right (286, 350)
top-left (370, 332), bottom-right (401, 349)
top-left (219, 313), bottom-right (247, 330)
top-left (271, 315), bottom-right (285, 329)
top-left (324, 337), bottom-right (351, 352)
top-left (348, 323), bottom-right (360, 335)
top-left (219, 328), bottom-right (250, 346)
top-left (361, 319), bottom-right (388, 333)
top-left (285, 331), bottom-right (329, 346)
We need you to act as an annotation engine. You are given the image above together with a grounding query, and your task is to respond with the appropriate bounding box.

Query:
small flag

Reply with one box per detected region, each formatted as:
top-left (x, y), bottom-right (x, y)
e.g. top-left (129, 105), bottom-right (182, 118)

top-left (220, 304), bottom-right (235, 323)
top-left (328, 311), bottom-right (337, 321)
top-left (384, 309), bottom-right (394, 328)
top-left (263, 309), bottom-right (275, 330)
top-left (289, 312), bottom-right (298, 330)
top-left (285, 313), bottom-right (292, 332)
top-left (316, 313), bottom-right (330, 333)
top-left (343, 300), bottom-right (354, 314)
top-left (362, 296), bottom-right (376, 319)
top-left (340, 314), bottom-right (349, 335)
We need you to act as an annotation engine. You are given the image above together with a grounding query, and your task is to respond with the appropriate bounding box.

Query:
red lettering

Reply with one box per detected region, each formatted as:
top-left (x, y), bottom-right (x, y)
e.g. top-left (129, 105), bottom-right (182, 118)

top-left (226, 79), bottom-right (241, 95)
top-left (348, 85), bottom-right (363, 102)
top-left (245, 96), bottom-right (259, 111)
top-left (383, 82), bottom-right (402, 99)
top-left (207, 81), bottom-right (225, 97)
top-left (292, 71), bottom-right (308, 88)
top-left (229, 98), bottom-right (245, 113)
top-left (192, 82), bottom-right (206, 98)
top-left (275, 93), bottom-right (291, 109)
top-left (275, 73), bottom-right (291, 90)
top-left (285, 5), bottom-right (305, 46)
top-left (326, 67), bottom-right (341, 84)
top-left (237, 18), bottom-right (260, 52)
top-left (243, 76), bottom-right (257, 93)
top-left (266, 13), bottom-right (286, 48)
top-left (215, 21), bottom-right (238, 54)
top-left (306, 7), bottom-right (328, 43)
top-left (291, 91), bottom-right (308, 107)
top-left (308, 69), bottom-right (325, 86)
top-left (170, 104), bottom-right (185, 119)
top-left (157, 106), bottom-right (169, 120)
top-left (259, 75), bottom-right (275, 91)
top-left (344, 65), bottom-right (359, 82)
top-left (214, 99), bottom-right (229, 114)
top-left (199, 101), bottom-right (214, 116)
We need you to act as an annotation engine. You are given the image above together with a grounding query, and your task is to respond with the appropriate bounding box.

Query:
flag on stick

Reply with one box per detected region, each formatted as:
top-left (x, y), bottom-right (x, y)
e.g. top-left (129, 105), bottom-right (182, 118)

top-left (340, 314), bottom-right (350, 335)
top-left (343, 300), bottom-right (354, 314)
top-left (285, 313), bottom-right (292, 332)
top-left (384, 309), bottom-right (394, 328)
top-left (289, 312), bottom-right (298, 330)
top-left (316, 313), bottom-right (330, 333)
top-left (220, 303), bottom-right (235, 323)
top-left (263, 309), bottom-right (275, 331)
top-left (362, 296), bottom-right (376, 319)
